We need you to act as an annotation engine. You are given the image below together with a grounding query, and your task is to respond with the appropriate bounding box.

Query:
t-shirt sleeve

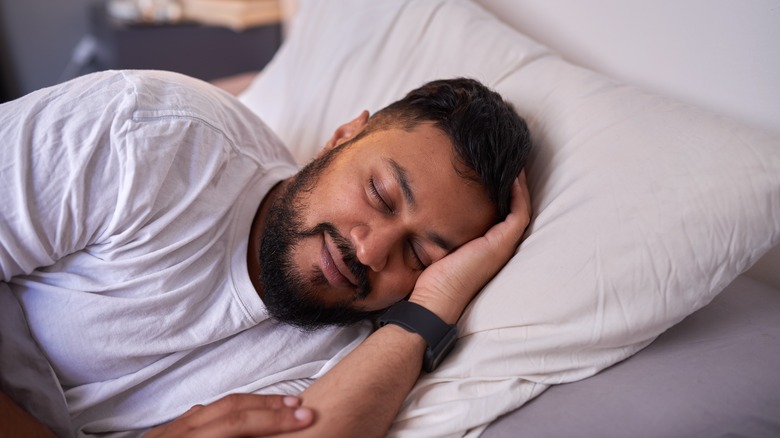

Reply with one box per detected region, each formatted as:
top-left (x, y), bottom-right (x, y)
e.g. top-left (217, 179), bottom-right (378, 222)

top-left (1, 70), bottom-right (297, 284)
top-left (0, 72), bottom-right (135, 281)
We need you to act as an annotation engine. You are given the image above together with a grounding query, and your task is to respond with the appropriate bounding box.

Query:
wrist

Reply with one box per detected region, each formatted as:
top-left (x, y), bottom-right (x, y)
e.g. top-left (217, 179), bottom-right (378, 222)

top-left (407, 295), bottom-right (463, 325)
top-left (379, 301), bottom-right (459, 372)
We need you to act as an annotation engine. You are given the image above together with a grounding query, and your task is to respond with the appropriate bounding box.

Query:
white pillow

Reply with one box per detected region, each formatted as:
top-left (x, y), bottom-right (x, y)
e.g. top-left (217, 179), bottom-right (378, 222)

top-left (240, 0), bottom-right (780, 436)
top-left (240, 0), bottom-right (548, 164)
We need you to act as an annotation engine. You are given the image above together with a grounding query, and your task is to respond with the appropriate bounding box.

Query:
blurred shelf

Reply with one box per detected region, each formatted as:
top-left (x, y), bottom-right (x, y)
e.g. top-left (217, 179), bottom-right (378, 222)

top-left (90, 2), bottom-right (281, 82)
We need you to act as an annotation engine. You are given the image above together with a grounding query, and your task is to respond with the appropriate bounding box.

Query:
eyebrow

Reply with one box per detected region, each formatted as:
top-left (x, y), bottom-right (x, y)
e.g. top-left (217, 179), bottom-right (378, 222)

top-left (385, 158), bottom-right (415, 208)
top-left (427, 231), bottom-right (454, 253)
top-left (384, 158), bottom-right (455, 253)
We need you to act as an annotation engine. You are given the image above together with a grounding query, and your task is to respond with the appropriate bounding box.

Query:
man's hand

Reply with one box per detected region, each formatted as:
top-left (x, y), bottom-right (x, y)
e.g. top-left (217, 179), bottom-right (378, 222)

top-left (266, 174), bottom-right (531, 438)
top-left (144, 173), bottom-right (531, 438)
top-left (144, 394), bottom-right (313, 438)
top-left (410, 171), bottom-right (532, 323)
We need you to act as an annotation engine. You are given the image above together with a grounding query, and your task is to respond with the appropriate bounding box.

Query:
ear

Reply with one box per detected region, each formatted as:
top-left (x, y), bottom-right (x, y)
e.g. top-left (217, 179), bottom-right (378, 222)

top-left (319, 110), bottom-right (370, 157)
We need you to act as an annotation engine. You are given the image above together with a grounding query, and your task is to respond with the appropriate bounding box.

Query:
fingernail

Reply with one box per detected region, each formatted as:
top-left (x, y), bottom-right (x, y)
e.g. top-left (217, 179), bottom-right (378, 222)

top-left (283, 396), bottom-right (300, 407)
top-left (294, 407), bottom-right (313, 422)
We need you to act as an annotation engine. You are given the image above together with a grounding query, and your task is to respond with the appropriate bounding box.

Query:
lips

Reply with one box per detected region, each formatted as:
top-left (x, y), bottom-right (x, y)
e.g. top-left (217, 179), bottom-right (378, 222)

top-left (321, 233), bottom-right (358, 288)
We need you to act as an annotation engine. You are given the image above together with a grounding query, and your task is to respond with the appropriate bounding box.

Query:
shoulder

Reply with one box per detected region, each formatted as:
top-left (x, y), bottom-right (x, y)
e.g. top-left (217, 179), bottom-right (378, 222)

top-left (120, 70), bottom-right (295, 165)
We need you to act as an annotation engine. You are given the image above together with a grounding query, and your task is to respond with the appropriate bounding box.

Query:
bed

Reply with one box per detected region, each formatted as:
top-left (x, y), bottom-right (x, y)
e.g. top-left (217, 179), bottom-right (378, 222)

top-left (225, 0), bottom-right (780, 436)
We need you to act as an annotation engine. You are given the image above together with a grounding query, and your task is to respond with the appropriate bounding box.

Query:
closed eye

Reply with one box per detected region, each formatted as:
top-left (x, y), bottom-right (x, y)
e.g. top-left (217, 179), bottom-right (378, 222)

top-left (369, 177), bottom-right (393, 214)
top-left (369, 176), bottom-right (427, 270)
top-left (407, 239), bottom-right (428, 270)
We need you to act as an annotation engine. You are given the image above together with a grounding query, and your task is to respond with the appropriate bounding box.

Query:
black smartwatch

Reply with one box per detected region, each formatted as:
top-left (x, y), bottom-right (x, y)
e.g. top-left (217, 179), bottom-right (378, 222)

top-left (378, 300), bottom-right (458, 372)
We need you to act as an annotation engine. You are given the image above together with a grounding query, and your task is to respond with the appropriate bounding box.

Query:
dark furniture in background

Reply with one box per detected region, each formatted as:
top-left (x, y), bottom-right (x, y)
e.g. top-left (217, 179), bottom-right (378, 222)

top-left (0, 26), bottom-right (18, 102)
top-left (90, 3), bottom-right (281, 82)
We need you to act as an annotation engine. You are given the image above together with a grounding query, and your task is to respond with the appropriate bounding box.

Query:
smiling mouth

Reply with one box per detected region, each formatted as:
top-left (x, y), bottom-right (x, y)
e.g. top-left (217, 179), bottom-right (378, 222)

top-left (320, 233), bottom-right (358, 288)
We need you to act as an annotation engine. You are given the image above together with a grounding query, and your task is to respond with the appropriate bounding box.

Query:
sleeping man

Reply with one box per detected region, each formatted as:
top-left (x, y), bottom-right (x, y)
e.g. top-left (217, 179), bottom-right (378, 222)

top-left (0, 70), bottom-right (531, 437)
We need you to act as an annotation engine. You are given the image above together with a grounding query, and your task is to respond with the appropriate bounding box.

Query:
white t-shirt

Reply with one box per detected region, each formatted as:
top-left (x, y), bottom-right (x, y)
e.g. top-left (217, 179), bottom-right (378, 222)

top-left (0, 70), bottom-right (371, 437)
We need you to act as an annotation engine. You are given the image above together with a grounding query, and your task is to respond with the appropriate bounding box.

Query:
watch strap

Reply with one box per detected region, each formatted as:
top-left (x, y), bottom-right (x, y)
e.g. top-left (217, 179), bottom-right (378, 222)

top-left (379, 300), bottom-right (458, 372)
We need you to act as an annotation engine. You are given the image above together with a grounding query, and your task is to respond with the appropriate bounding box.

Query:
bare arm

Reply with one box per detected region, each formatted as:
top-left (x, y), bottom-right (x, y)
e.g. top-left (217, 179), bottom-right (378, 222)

top-left (284, 172), bottom-right (532, 437)
top-left (150, 173), bottom-right (531, 437)
top-left (290, 324), bottom-right (426, 436)
top-left (0, 389), bottom-right (55, 438)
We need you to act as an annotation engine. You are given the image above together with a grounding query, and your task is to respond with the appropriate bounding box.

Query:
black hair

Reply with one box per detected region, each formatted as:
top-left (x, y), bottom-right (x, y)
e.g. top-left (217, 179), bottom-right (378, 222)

top-left (363, 78), bottom-right (531, 220)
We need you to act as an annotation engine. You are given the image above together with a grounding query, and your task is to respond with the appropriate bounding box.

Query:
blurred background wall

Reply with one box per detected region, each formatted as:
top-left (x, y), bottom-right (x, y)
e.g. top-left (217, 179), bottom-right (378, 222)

top-left (0, 0), bottom-right (283, 103)
top-left (0, 0), bottom-right (92, 102)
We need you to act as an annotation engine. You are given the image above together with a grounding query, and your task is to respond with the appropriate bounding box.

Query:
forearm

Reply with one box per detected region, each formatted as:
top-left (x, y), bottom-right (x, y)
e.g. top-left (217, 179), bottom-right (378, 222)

top-left (279, 176), bottom-right (531, 437)
top-left (286, 324), bottom-right (426, 437)
top-left (0, 389), bottom-right (55, 438)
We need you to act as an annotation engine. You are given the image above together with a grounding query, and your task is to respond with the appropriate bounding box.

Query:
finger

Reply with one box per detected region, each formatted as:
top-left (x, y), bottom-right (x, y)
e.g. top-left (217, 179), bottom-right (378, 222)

top-left (159, 394), bottom-right (300, 435)
top-left (176, 396), bottom-right (291, 419)
top-left (509, 170), bottom-right (531, 219)
top-left (501, 172), bottom-right (532, 227)
top-left (179, 404), bottom-right (205, 419)
top-left (186, 406), bottom-right (314, 438)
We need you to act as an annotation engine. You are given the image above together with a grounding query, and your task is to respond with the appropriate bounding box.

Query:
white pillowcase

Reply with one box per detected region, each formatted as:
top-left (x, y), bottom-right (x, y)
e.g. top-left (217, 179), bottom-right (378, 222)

top-left (240, 0), bottom-right (780, 436)
top-left (240, 0), bottom-right (548, 164)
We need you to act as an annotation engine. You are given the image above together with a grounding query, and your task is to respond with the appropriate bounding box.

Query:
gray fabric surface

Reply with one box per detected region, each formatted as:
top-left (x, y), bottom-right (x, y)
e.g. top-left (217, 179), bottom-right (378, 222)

top-left (482, 274), bottom-right (780, 438)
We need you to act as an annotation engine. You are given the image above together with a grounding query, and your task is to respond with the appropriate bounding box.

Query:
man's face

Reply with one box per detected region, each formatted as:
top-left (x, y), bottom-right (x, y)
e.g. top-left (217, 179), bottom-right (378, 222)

top-left (259, 122), bottom-right (496, 329)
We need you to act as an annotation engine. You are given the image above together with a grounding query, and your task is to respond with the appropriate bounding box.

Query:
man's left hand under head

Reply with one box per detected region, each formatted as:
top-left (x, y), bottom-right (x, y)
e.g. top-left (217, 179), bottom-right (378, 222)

top-left (409, 170), bottom-right (532, 324)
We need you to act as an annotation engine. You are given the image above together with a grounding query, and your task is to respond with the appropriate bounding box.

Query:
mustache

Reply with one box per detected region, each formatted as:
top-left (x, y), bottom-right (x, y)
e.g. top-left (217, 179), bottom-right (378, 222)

top-left (297, 222), bottom-right (372, 300)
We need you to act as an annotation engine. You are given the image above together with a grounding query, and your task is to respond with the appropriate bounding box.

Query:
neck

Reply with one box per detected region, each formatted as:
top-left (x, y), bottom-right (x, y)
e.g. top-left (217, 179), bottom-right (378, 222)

top-left (247, 179), bottom-right (290, 299)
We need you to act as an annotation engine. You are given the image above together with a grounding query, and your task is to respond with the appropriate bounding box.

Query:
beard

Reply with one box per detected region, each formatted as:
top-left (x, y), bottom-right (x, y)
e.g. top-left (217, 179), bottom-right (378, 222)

top-left (257, 144), bottom-right (380, 330)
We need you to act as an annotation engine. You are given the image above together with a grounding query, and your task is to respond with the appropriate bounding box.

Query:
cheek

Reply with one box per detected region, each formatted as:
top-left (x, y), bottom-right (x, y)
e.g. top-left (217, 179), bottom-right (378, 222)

top-left (361, 270), bottom-right (421, 311)
top-left (307, 178), bottom-right (366, 226)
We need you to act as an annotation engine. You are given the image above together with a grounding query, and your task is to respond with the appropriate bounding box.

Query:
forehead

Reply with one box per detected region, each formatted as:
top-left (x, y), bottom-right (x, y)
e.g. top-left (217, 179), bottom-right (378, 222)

top-left (349, 123), bottom-right (496, 244)
top-left (350, 122), bottom-right (460, 175)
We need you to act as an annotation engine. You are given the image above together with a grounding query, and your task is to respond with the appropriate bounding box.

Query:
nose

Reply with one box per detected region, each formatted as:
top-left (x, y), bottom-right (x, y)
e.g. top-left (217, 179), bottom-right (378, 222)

top-left (350, 223), bottom-right (394, 272)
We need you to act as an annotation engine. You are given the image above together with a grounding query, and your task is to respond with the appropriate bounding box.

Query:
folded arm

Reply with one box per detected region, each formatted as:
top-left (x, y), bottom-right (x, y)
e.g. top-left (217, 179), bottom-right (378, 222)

top-left (288, 172), bottom-right (531, 437)
top-left (148, 172), bottom-right (531, 437)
